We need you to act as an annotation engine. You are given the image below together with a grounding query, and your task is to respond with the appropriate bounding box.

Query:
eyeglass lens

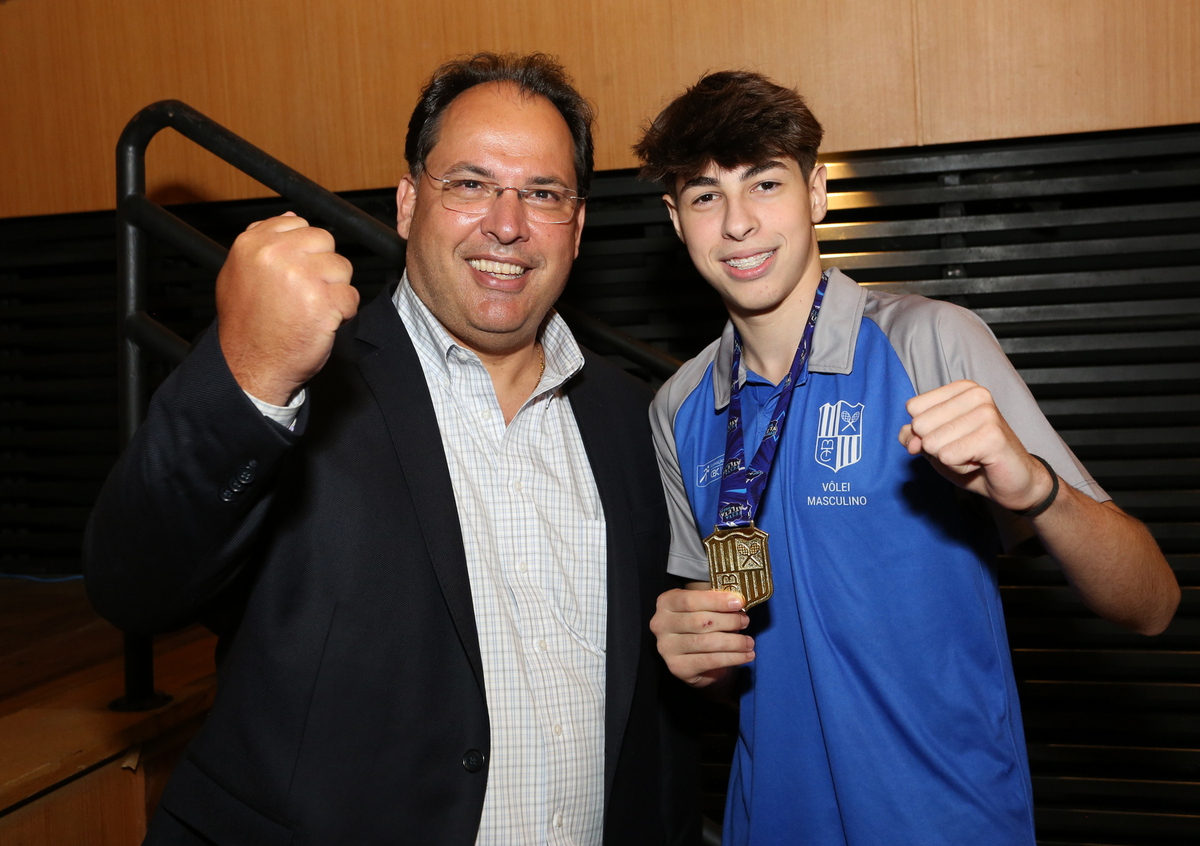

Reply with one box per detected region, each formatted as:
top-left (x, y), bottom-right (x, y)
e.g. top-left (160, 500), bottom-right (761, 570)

top-left (437, 177), bottom-right (581, 223)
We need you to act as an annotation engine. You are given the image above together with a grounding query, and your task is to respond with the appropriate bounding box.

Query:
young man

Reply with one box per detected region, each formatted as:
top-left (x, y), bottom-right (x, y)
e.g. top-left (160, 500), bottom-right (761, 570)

top-left (636, 71), bottom-right (1179, 845)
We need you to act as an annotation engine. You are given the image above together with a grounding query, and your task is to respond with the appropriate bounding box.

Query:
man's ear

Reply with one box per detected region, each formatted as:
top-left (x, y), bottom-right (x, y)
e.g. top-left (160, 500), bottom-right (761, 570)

top-left (396, 174), bottom-right (418, 240)
top-left (663, 194), bottom-right (685, 243)
top-left (571, 201), bottom-right (587, 259)
top-left (808, 163), bottom-right (828, 225)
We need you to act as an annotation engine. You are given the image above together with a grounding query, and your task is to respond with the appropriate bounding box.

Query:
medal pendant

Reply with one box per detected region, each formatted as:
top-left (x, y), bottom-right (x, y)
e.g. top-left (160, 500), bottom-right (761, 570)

top-left (704, 524), bottom-right (773, 609)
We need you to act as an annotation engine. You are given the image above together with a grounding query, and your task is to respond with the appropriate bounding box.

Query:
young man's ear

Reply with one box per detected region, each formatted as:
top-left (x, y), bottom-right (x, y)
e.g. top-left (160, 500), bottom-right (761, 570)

top-left (663, 193), bottom-right (685, 243)
top-left (808, 163), bottom-right (829, 225)
top-left (396, 173), bottom-right (418, 240)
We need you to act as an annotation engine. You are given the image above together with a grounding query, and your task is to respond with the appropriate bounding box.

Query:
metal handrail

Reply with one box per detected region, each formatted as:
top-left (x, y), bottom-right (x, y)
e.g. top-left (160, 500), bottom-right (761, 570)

top-left (112, 98), bottom-right (678, 708)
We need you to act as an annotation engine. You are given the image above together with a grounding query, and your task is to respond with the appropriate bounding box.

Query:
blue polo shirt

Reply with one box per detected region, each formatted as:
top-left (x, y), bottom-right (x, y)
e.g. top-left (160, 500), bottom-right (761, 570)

top-left (651, 268), bottom-right (1107, 846)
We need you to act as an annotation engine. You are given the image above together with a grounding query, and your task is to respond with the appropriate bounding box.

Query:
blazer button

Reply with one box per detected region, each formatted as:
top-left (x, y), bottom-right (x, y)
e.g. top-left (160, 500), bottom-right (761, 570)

top-left (462, 749), bottom-right (485, 773)
top-left (238, 461), bottom-right (257, 484)
top-left (220, 489), bottom-right (236, 502)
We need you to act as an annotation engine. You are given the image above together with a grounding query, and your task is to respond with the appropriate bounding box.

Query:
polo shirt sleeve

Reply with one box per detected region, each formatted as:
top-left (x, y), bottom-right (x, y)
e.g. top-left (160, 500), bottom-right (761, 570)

top-left (913, 300), bottom-right (1111, 550)
top-left (650, 383), bottom-right (711, 583)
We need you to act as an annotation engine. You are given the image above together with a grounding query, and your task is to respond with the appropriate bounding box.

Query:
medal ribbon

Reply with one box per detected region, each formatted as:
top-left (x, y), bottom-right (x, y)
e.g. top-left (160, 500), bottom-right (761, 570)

top-left (714, 270), bottom-right (830, 529)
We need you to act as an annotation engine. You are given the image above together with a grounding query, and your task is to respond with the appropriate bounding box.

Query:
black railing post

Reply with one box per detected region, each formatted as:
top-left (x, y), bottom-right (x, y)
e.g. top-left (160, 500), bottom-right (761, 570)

top-left (108, 108), bottom-right (171, 712)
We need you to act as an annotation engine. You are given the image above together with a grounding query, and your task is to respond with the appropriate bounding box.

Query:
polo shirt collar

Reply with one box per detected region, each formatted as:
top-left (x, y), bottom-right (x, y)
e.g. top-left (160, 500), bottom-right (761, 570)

top-left (392, 271), bottom-right (584, 391)
top-left (711, 266), bottom-right (866, 410)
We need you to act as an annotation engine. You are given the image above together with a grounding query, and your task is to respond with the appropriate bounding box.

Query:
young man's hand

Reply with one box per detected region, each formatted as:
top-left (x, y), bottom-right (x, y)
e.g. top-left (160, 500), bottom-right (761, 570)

top-left (650, 586), bottom-right (755, 688)
top-left (898, 380), bottom-right (1053, 513)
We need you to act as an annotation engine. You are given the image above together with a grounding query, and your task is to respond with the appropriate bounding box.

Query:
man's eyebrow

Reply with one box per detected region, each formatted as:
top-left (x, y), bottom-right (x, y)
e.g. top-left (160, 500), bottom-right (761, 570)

top-left (741, 161), bottom-right (787, 181)
top-left (438, 163), bottom-right (571, 188)
top-left (680, 175), bottom-right (720, 192)
top-left (439, 163), bottom-right (497, 180)
top-left (526, 175), bottom-right (573, 188)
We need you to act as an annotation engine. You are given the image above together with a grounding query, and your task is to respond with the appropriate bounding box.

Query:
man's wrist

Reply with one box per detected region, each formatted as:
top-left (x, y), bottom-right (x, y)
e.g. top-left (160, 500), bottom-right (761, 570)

top-left (1010, 454), bottom-right (1060, 518)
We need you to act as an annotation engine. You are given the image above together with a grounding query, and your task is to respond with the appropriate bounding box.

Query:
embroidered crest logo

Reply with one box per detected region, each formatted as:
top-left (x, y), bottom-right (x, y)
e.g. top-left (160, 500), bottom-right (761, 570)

top-left (815, 401), bottom-right (864, 472)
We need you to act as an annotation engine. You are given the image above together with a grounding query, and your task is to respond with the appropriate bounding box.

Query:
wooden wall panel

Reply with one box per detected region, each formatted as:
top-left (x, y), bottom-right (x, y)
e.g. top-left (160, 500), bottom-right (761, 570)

top-left (915, 0), bottom-right (1200, 145)
top-left (0, 0), bottom-right (1195, 220)
top-left (0, 0), bottom-right (916, 219)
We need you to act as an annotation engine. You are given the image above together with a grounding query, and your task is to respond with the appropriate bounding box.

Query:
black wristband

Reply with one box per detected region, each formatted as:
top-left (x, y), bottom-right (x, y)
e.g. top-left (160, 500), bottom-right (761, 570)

top-left (1010, 454), bottom-right (1059, 518)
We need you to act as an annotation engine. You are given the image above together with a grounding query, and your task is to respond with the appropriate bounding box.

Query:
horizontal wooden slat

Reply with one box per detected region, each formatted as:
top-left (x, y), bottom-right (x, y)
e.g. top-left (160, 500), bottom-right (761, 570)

top-left (828, 167), bottom-right (1200, 211)
top-left (1027, 743), bottom-right (1200, 776)
top-left (1013, 649), bottom-right (1200, 682)
top-left (1034, 806), bottom-right (1200, 838)
top-left (1000, 330), bottom-right (1200, 357)
top-left (1058, 427), bottom-right (1200, 454)
top-left (824, 232), bottom-right (1200, 271)
top-left (817, 200), bottom-right (1200, 242)
top-left (1037, 396), bottom-right (1200, 429)
top-left (1081, 458), bottom-right (1200, 487)
top-left (1032, 775), bottom-right (1200, 809)
top-left (864, 265), bottom-right (1200, 299)
top-left (973, 298), bottom-right (1200, 327)
top-left (1018, 362), bottom-right (1200, 388)
top-left (823, 133), bottom-right (1200, 181)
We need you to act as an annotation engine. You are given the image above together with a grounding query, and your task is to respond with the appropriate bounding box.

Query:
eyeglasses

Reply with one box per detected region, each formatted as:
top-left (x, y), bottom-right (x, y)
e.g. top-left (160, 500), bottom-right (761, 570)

top-left (424, 171), bottom-right (585, 224)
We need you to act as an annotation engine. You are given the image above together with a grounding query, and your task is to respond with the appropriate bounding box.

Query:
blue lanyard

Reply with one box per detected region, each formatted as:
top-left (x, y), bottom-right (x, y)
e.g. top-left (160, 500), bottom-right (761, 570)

top-left (714, 271), bottom-right (829, 529)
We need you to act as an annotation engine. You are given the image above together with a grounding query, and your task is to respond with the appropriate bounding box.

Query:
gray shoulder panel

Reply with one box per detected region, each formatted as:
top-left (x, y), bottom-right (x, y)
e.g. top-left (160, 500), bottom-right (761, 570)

top-left (651, 339), bottom-right (720, 583)
top-left (863, 289), bottom-right (1109, 547)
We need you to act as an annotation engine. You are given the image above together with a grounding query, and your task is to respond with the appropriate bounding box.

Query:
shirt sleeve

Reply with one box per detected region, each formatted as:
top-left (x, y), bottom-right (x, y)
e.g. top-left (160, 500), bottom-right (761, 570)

top-left (650, 381), bottom-right (711, 583)
top-left (245, 388), bottom-right (306, 430)
top-left (921, 301), bottom-right (1111, 550)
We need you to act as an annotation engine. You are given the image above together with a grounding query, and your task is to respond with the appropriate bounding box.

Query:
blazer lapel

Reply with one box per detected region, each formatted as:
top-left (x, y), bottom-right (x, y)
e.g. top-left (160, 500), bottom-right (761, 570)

top-left (569, 365), bottom-right (641, 803)
top-left (353, 290), bottom-right (486, 696)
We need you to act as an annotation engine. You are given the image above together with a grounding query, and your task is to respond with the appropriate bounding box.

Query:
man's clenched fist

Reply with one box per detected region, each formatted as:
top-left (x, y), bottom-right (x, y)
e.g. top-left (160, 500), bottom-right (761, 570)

top-left (216, 213), bottom-right (359, 405)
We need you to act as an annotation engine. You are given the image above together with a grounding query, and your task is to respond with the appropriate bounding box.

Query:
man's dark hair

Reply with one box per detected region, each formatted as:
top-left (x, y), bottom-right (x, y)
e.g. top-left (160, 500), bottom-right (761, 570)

top-left (405, 52), bottom-right (596, 194)
top-left (634, 70), bottom-right (824, 194)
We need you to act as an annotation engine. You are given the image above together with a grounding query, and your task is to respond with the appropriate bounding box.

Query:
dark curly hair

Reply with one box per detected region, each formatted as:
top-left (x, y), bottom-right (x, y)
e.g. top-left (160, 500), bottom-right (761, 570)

top-left (634, 70), bottom-right (823, 194)
top-left (405, 52), bottom-right (596, 193)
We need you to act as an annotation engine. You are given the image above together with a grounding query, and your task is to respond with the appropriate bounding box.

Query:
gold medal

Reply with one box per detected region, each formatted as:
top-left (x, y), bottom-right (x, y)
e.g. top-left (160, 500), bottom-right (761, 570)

top-left (704, 524), bottom-right (773, 609)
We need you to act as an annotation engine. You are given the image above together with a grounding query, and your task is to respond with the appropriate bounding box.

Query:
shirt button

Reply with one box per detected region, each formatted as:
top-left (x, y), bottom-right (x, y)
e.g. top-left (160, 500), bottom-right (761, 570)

top-left (553, 724), bottom-right (562, 736)
top-left (512, 480), bottom-right (523, 493)
top-left (481, 409), bottom-right (492, 420)
top-left (517, 562), bottom-right (528, 573)
top-left (538, 639), bottom-right (547, 651)
top-left (554, 813), bottom-right (563, 828)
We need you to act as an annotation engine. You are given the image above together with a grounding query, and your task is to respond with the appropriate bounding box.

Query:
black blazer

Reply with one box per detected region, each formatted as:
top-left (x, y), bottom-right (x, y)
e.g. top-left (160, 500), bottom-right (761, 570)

top-left (84, 287), bottom-right (695, 845)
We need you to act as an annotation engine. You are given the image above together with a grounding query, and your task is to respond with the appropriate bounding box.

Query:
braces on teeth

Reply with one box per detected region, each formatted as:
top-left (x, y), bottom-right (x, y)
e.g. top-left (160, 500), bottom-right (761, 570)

top-left (726, 251), bottom-right (774, 270)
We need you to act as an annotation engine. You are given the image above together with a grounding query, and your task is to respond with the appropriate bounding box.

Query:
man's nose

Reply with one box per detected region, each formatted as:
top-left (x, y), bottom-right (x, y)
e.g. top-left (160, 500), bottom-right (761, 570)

top-left (482, 187), bottom-right (530, 244)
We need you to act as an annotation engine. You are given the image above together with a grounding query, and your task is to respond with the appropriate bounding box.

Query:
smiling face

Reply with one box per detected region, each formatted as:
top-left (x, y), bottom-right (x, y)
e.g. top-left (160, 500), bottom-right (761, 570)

top-left (665, 158), bottom-right (827, 329)
top-left (396, 81), bottom-right (585, 356)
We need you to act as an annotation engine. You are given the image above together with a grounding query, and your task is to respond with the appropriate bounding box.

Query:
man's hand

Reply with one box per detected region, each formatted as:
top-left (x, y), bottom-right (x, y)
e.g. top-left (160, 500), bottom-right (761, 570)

top-left (650, 586), bottom-right (754, 688)
top-left (900, 380), bottom-right (1179, 635)
top-left (898, 380), bottom-right (1053, 513)
top-left (216, 213), bottom-right (359, 406)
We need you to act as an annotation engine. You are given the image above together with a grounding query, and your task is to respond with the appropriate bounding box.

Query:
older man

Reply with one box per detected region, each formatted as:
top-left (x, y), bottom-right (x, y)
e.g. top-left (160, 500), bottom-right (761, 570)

top-left (85, 53), bottom-right (693, 846)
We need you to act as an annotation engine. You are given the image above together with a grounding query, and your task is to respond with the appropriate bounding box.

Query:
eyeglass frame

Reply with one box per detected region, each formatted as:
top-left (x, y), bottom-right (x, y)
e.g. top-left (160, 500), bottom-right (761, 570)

top-left (422, 170), bottom-right (586, 224)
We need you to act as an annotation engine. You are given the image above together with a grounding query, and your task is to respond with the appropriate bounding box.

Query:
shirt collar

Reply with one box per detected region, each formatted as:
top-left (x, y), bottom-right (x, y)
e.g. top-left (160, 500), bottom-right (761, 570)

top-left (711, 266), bottom-right (866, 410)
top-left (392, 270), bottom-right (585, 392)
